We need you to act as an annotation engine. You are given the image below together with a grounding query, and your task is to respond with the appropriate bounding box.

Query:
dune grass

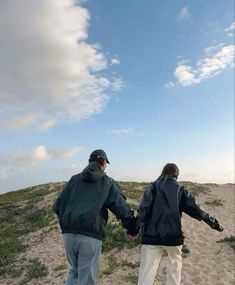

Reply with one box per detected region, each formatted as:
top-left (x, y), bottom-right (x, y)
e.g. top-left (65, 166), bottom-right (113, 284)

top-left (118, 181), bottom-right (148, 200)
top-left (205, 199), bottom-right (224, 206)
top-left (0, 182), bottom-right (65, 204)
top-left (180, 181), bottom-right (209, 196)
top-left (217, 236), bottom-right (235, 250)
top-left (0, 184), bottom-right (56, 278)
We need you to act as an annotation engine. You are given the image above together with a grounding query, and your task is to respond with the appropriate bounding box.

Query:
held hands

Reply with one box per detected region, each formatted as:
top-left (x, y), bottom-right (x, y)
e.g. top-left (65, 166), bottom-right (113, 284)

top-left (126, 232), bottom-right (137, 240)
top-left (125, 216), bottom-right (140, 239)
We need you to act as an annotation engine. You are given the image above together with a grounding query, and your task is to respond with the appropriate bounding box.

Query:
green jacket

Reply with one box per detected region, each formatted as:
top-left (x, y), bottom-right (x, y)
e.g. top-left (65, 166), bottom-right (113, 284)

top-left (53, 161), bottom-right (136, 240)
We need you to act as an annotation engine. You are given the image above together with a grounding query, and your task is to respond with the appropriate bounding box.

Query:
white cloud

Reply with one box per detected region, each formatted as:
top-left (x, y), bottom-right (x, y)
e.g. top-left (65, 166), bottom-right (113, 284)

top-left (0, 145), bottom-right (81, 178)
top-left (164, 81), bottom-right (175, 89)
top-left (178, 7), bottom-right (190, 21)
top-left (204, 44), bottom-right (224, 56)
top-left (174, 65), bottom-right (198, 86)
top-left (174, 45), bottom-right (234, 86)
top-left (225, 22), bottom-right (235, 33)
top-left (110, 58), bottom-right (120, 65)
top-left (110, 128), bottom-right (135, 135)
top-left (30, 145), bottom-right (51, 161)
top-left (0, 0), bottom-right (122, 129)
top-left (111, 78), bottom-right (124, 91)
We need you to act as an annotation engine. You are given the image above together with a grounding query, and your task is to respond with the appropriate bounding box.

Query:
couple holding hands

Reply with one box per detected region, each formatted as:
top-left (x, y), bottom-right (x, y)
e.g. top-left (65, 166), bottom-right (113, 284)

top-left (53, 149), bottom-right (223, 285)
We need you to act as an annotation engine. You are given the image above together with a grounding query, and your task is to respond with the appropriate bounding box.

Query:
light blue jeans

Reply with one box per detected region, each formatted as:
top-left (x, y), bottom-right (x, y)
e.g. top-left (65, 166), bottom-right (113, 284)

top-left (63, 233), bottom-right (102, 285)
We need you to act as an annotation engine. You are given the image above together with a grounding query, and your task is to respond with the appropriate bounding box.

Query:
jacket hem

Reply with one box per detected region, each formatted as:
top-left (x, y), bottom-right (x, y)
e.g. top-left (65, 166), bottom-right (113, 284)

top-left (61, 228), bottom-right (104, 241)
top-left (141, 235), bottom-right (184, 246)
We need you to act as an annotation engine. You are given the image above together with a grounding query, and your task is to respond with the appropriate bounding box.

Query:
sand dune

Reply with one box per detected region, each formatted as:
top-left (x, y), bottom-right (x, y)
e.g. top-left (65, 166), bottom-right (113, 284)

top-left (0, 183), bottom-right (234, 285)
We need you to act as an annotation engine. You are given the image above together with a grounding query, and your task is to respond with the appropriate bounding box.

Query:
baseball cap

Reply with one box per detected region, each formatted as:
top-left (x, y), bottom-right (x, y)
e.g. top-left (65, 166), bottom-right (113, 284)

top-left (89, 149), bottom-right (110, 164)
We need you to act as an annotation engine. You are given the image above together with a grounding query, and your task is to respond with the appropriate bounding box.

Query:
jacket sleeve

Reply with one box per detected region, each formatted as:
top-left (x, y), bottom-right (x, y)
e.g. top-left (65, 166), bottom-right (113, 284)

top-left (180, 187), bottom-right (208, 221)
top-left (136, 183), bottom-right (154, 227)
top-left (180, 187), bottom-right (224, 231)
top-left (105, 181), bottom-right (137, 234)
top-left (53, 189), bottom-right (65, 217)
top-left (52, 177), bottom-right (73, 216)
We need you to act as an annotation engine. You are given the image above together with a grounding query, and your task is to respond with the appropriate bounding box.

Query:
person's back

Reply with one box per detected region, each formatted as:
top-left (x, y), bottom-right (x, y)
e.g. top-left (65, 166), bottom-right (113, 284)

top-left (53, 150), bottom-right (137, 285)
top-left (56, 161), bottom-right (120, 240)
top-left (136, 163), bottom-right (223, 285)
top-left (142, 176), bottom-right (183, 246)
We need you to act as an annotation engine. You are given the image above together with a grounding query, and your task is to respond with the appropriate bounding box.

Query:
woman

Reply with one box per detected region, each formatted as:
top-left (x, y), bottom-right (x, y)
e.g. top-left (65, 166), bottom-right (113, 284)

top-left (136, 163), bottom-right (223, 285)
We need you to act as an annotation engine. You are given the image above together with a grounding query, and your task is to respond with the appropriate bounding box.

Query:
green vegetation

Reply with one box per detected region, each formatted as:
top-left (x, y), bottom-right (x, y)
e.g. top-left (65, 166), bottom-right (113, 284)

top-left (0, 208), bottom-right (54, 239)
top-left (0, 239), bottom-right (26, 268)
top-left (118, 182), bottom-right (148, 200)
top-left (123, 272), bottom-right (139, 283)
top-left (16, 258), bottom-right (48, 284)
top-left (54, 264), bottom-right (67, 272)
top-left (0, 183), bottom-right (57, 278)
top-left (25, 258), bottom-right (49, 280)
top-left (102, 256), bottom-right (118, 275)
top-left (119, 181), bottom-right (210, 201)
top-left (217, 236), bottom-right (235, 250)
top-left (0, 206), bottom-right (54, 276)
top-left (103, 222), bottom-right (140, 252)
top-left (180, 181), bottom-right (209, 196)
top-left (205, 199), bottom-right (224, 206)
top-left (0, 264), bottom-right (24, 278)
top-left (182, 244), bottom-right (190, 257)
top-left (0, 182), bottom-right (64, 204)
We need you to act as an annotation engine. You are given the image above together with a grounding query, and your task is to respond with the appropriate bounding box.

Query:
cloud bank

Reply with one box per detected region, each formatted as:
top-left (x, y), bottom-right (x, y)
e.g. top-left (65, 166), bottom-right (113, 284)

top-left (0, 145), bottom-right (81, 179)
top-left (225, 22), bottom-right (235, 37)
top-left (174, 45), bottom-right (234, 86)
top-left (0, 0), bottom-right (121, 129)
top-left (165, 22), bottom-right (234, 88)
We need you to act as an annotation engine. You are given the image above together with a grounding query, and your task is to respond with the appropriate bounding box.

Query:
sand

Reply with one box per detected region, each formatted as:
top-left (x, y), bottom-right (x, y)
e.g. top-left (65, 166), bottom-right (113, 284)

top-left (1, 184), bottom-right (234, 285)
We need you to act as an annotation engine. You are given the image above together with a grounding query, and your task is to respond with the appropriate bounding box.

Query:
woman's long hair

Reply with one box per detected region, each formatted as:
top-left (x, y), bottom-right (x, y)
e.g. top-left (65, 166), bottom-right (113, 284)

top-left (157, 163), bottom-right (179, 181)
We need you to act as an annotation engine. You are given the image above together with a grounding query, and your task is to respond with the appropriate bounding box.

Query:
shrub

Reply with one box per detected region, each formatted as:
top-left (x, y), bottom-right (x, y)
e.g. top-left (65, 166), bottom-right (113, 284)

top-left (205, 199), bottom-right (224, 206)
top-left (217, 236), bottom-right (235, 250)
top-left (26, 258), bottom-right (49, 280)
top-left (0, 239), bottom-right (26, 268)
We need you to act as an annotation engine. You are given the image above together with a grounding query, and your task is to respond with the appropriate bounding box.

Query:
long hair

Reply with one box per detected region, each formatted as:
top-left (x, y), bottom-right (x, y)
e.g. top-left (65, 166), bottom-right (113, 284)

top-left (157, 163), bottom-right (179, 181)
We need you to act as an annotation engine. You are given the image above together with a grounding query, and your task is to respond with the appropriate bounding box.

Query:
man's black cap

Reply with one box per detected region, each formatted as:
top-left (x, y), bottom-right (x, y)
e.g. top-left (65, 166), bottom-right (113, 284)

top-left (89, 149), bottom-right (110, 164)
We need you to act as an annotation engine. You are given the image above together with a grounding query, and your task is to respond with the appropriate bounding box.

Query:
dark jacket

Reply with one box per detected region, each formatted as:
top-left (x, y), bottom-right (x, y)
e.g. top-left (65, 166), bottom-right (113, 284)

top-left (53, 161), bottom-right (136, 240)
top-left (137, 176), bottom-right (210, 246)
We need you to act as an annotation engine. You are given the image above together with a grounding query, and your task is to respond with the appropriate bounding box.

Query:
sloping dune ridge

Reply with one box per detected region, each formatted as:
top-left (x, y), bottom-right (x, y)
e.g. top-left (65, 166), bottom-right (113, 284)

top-left (0, 182), bottom-right (234, 285)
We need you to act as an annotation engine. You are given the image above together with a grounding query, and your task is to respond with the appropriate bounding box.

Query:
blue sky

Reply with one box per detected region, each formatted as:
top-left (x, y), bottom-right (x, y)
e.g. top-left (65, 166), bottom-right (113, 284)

top-left (0, 0), bottom-right (234, 193)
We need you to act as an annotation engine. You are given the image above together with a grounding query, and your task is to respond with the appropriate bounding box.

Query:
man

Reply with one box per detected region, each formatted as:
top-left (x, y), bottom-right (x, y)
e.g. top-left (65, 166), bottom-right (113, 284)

top-left (53, 149), bottom-right (137, 285)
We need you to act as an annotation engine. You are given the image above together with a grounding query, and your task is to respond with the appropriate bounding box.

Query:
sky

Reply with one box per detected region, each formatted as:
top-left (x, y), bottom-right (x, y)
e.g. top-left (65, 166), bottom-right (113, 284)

top-left (0, 0), bottom-right (234, 193)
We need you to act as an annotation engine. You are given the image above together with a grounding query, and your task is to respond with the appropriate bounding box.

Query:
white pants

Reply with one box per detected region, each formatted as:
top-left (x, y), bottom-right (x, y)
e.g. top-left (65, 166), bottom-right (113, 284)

top-left (137, 244), bottom-right (182, 285)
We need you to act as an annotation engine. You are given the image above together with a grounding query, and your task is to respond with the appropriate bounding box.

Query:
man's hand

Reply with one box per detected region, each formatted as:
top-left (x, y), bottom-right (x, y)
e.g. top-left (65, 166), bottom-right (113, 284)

top-left (126, 232), bottom-right (138, 240)
top-left (126, 232), bottom-right (136, 240)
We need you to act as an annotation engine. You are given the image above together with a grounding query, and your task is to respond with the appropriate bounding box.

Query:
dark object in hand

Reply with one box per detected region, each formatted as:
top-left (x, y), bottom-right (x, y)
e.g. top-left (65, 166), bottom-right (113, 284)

top-left (205, 215), bottom-right (224, 232)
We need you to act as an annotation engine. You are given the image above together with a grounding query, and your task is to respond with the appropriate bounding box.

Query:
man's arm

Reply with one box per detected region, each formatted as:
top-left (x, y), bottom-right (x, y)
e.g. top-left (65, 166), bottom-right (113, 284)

top-left (180, 187), bottom-right (223, 231)
top-left (105, 181), bottom-right (138, 236)
top-left (52, 176), bottom-right (74, 217)
top-left (53, 188), bottom-right (65, 217)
